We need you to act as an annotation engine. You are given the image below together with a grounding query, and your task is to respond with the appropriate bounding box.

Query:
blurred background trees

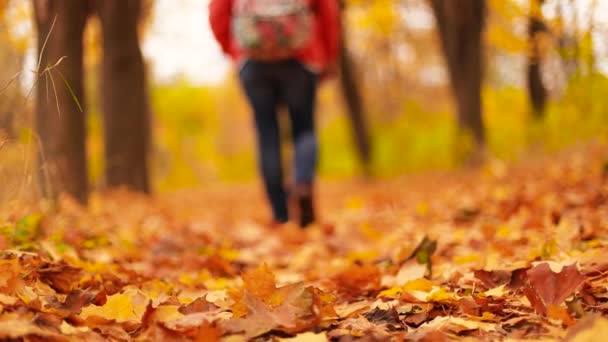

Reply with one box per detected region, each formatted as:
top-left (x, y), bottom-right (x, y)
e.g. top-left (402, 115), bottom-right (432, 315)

top-left (429, 0), bottom-right (486, 157)
top-left (1, 0), bottom-right (608, 199)
top-left (32, 0), bottom-right (150, 203)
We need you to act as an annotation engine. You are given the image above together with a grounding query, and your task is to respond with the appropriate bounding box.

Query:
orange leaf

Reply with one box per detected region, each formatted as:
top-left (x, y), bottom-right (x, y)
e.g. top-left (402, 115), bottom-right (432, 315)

top-left (547, 305), bottom-right (576, 326)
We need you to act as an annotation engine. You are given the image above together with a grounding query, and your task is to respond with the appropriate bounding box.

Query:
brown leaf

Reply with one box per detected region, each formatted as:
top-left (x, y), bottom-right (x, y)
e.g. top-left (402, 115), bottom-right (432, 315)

top-left (194, 322), bottom-right (223, 342)
top-left (179, 296), bottom-right (218, 315)
top-left (331, 264), bottom-right (381, 300)
top-left (223, 283), bottom-right (318, 339)
top-left (43, 290), bottom-right (98, 317)
top-left (37, 263), bottom-right (84, 294)
top-left (525, 263), bottom-right (585, 314)
top-left (364, 307), bottom-right (400, 325)
top-left (0, 259), bottom-right (25, 294)
top-left (473, 269), bottom-right (512, 289)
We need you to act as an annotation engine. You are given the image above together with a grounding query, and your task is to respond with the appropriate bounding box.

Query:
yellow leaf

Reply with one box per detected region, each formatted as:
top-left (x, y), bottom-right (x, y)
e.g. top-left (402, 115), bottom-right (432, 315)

top-left (346, 197), bottom-right (363, 210)
top-left (497, 226), bottom-right (511, 238)
top-left (378, 286), bottom-right (402, 298)
top-left (279, 332), bottom-right (328, 342)
top-left (427, 288), bottom-right (455, 302)
top-left (359, 222), bottom-right (382, 241)
top-left (219, 247), bottom-right (239, 261)
top-left (480, 312), bottom-right (495, 321)
top-left (453, 254), bottom-right (481, 265)
top-left (403, 278), bottom-right (433, 292)
top-left (153, 305), bottom-right (184, 323)
top-left (179, 273), bottom-right (195, 286)
top-left (415, 202), bottom-right (429, 216)
top-left (346, 250), bottom-right (379, 262)
top-left (484, 285), bottom-right (507, 297)
top-left (80, 290), bottom-right (148, 322)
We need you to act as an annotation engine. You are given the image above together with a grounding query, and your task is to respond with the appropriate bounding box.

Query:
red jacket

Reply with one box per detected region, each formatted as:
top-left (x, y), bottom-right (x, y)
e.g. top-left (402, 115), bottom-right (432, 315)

top-left (209, 0), bottom-right (341, 74)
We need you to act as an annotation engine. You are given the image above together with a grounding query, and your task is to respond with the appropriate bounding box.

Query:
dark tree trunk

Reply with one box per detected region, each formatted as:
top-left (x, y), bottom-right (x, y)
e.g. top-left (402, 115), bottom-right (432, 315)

top-left (33, 0), bottom-right (89, 203)
top-left (527, 0), bottom-right (548, 119)
top-left (339, 0), bottom-right (371, 173)
top-left (429, 0), bottom-right (486, 147)
top-left (97, 0), bottom-right (150, 193)
top-left (339, 49), bottom-right (370, 169)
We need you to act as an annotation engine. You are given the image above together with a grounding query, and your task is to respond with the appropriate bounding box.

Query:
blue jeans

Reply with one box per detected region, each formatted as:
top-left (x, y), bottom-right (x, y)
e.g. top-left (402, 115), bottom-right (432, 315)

top-left (239, 59), bottom-right (318, 222)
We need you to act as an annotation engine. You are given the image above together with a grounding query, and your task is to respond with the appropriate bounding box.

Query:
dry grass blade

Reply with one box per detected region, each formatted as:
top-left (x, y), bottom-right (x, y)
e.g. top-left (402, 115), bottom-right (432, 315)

top-left (36, 15), bottom-right (58, 73)
top-left (0, 71), bottom-right (22, 95)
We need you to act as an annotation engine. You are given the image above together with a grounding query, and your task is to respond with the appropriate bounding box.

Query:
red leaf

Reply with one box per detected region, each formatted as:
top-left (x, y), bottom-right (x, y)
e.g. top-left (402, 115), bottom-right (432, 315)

top-left (525, 263), bottom-right (585, 314)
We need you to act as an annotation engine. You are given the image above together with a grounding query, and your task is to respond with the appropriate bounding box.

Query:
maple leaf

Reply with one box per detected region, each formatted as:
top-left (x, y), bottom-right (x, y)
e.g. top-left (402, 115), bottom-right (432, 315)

top-left (230, 263), bottom-right (283, 318)
top-left (179, 295), bottom-right (218, 315)
top-left (0, 259), bottom-right (25, 295)
top-left (327, 316), bottom-right (390, 340)
top-left (79, 288), bottom-right (149, 323)
top-left (223, 283), bottom-right (318, 339)
top-left (242, 263), bottom-right (278, 305)
top-left (331, 264), bottom-right (382, 300)
top-left (524, 263), bottom-right (585, 314)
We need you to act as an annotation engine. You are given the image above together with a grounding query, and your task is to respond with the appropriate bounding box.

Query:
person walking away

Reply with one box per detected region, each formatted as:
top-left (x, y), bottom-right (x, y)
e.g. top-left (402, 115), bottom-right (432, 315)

top-left (209, 0), bottom-right (340, 227)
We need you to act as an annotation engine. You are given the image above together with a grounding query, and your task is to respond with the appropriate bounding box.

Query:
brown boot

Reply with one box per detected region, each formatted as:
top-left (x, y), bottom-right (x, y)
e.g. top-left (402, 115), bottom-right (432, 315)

top-left (293, 184), bottom-right (315, 228)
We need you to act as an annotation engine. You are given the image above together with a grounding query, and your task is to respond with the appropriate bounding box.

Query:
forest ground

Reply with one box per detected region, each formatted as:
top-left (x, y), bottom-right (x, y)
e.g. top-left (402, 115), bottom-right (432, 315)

top-left (1, 142), bottom-right (608, 341)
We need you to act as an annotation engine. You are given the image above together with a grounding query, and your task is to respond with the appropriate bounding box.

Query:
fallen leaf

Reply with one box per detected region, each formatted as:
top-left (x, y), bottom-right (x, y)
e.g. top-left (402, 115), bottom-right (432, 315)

top-left (547, 304), bottom-right (576, 326)
top-left (80, 289), bottom-right (148, 323)
top-left (223, 283), bottom-right (317, 338)
top-left (0, 314), bottom-right (65, 340)
top-left (331, 264), bottom-right (381, 300)
top-left (179, 295), bottom-right (218, 314)
top-left (0, 259), bottom-right (25, 294)
top-left (278, 331), bottom-right (328, 342)
top-left (525, 263), bottom-right (585, 314)
top-left (37, 262), bottom-right (84, 294)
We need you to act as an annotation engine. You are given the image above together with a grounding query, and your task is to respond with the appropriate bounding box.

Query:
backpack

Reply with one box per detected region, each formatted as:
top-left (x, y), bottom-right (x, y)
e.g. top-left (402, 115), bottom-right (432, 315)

top-left (232, 0), bottom-right (313, 61)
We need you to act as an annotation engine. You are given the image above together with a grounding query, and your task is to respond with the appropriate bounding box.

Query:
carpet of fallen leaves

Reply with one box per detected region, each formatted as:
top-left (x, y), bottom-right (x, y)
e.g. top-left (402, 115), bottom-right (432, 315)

top-left (2, 144), bottom-right (608, 341)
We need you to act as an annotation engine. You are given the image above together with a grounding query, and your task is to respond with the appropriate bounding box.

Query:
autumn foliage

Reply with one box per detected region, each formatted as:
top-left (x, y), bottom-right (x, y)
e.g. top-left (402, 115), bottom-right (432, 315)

top-left (0, 144), bottom-right (607, 340)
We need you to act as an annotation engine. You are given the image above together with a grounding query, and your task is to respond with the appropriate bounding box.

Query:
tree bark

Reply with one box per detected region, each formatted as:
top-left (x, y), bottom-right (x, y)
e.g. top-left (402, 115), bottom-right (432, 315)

top-left (527, 0), bottom-right (547, 119)
top-left (429, 0), bottom-right (486, 147)
top-left (33, 0), bottom-right (89, 203)
top-left (97, 0), bottom-right (150, 193)
top-left (339, 49), bottom-right (371, 169)
top-left (339, 0), bottom-right (371, 173)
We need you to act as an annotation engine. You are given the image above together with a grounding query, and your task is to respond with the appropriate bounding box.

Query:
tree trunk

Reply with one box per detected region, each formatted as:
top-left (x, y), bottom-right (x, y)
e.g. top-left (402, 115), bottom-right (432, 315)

top-left (339, 49), bottom-right (370, 170)
top-left (429, 0), bottom-right (486, 147)
top-left (527, 0), bottom-right (547, 119)
top-left (33, 0), bottom-right (89, 203)
top-left (338, 1), bottom-right (371, 173)
top-left (97, 0), bottom-right (150, 193)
